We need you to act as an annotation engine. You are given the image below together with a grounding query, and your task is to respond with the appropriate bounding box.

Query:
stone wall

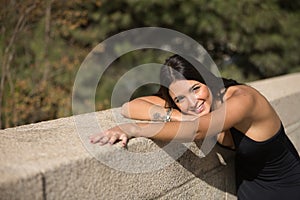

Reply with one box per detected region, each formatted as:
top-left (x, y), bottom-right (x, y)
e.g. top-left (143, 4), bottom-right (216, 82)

top-left (1, 72), bottom-right (300, 200)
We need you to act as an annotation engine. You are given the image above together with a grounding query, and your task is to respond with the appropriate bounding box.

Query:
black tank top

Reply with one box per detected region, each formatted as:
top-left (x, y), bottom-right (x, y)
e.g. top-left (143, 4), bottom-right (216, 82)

top-left (230, 123), bottom-right (300, 200)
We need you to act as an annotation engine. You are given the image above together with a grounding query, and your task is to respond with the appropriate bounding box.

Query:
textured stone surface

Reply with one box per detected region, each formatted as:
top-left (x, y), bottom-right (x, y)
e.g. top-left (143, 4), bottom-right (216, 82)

top-left (0, 110), bottom-right (235, 200)
top-left (1, 72), bottom-right (300, 200)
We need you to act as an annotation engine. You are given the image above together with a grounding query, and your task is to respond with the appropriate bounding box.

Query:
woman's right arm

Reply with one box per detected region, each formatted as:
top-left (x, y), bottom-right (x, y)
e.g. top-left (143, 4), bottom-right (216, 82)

top-left (121, 96), bottom-right (171, 121)
top-left (121, 96), bottom-right (197, 122)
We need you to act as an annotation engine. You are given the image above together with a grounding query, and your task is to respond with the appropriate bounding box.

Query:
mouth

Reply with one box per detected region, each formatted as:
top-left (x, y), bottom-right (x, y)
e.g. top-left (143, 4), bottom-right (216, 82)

top-left (194, 101), bottom-right (205, 114)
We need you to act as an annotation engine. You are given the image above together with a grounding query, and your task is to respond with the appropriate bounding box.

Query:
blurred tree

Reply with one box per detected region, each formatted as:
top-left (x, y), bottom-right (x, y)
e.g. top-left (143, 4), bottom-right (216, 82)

top-left (57, 0), bottom-right (299, 81)
top-left (0, 0), bottom-right (299, 128)
top-left (0, 0), bottom-right (87, 128)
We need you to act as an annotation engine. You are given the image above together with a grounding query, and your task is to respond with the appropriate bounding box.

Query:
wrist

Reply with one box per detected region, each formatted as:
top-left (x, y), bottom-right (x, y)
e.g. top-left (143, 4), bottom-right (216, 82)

top-left (151, 106), bottom-right (173, 122)
top-left (164, 107), bottom-right (173, 122)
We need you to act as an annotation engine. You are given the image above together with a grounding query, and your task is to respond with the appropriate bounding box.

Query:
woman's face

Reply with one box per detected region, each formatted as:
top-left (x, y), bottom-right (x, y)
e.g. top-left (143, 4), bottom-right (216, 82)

top-left (169, 80), bottom-right (212, 116)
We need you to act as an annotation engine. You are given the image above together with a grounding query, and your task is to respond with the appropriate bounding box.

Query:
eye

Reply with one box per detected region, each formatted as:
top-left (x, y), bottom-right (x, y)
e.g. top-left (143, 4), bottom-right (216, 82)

top-left (175, 96), bottom-right (185, 103)
top-left (192, 86), bottom-right (201, 93)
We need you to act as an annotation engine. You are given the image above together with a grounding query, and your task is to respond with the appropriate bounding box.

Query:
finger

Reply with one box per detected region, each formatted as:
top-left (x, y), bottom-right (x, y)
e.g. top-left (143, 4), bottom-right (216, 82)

top-left (108, 135), bottom-right (118, 145)
top-left (99, 136), bottom-right (109, 145)
top-left (119, 134), bottom-right (128, 147)
top-left (90, 133), bottom-right (104, 144)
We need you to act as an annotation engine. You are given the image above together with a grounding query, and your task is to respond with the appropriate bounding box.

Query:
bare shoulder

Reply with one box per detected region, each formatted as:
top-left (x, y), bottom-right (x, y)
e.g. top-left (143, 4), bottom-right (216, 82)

top-left (223, 85), bottom-right (258, 110)
top-left (224, 85), bottom-right (281, 141)
top-left (225, 85), bottom-right (273, 115)
top-left (224, 84), bottom-right (275, 121)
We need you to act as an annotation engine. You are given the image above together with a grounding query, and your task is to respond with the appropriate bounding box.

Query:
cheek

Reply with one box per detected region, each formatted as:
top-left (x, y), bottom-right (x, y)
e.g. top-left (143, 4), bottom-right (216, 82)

top-left (175, 102), bottom-right (188, 112)
top-left (196, 86), bottom-right (209, 99)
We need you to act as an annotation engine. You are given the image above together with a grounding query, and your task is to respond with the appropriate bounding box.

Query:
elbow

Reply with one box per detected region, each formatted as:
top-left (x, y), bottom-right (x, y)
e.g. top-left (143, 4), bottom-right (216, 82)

top-left (194, 131), bottom-right (204, 141)
top-left (121, 102), bottom-right (130, 117)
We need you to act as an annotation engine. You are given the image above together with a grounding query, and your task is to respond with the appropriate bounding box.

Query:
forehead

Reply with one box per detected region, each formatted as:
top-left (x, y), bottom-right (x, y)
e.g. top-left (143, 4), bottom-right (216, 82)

top-left (169, 80), bottom-right (200, 96)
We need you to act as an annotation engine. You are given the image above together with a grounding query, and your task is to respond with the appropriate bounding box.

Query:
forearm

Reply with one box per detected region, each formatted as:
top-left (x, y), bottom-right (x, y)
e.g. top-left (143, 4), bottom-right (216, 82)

top-left (90, 115), bottom-right (216, 147)
top-left (121, 100), bottom-right (171, 121)
top-left (92, 95), bottom-right (242, 146)
top-left (132, 120), bottom-right (204, 142)
top-left (133, 112), bottom-right (223, 142)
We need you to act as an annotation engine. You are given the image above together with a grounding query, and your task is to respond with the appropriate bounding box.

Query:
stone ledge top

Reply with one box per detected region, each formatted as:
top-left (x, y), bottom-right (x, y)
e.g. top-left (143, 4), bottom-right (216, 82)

top-left (0, 116), bottom-right (88, 183)
top-left (248, 72), bottom-right (300, 101)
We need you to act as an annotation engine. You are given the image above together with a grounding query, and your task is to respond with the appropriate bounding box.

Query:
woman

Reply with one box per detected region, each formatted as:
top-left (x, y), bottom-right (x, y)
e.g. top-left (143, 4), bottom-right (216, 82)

top-left (90, 54), bottom-right (300, 199)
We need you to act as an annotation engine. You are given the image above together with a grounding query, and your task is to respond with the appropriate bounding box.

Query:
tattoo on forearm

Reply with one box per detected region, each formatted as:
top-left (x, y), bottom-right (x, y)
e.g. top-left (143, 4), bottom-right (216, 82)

top-left (153, 112), bottom-right (166, 121)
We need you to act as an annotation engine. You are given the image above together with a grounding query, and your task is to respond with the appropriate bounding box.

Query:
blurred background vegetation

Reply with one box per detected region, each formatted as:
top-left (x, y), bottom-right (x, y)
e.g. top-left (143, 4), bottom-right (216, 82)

top-left (0, 0), bottom-right (299, 129)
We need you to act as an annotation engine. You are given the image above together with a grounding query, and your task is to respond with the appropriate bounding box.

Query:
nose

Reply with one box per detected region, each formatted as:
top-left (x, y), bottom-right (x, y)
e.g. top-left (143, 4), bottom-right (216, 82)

top-left (187, 94), bottom-right (197, 109)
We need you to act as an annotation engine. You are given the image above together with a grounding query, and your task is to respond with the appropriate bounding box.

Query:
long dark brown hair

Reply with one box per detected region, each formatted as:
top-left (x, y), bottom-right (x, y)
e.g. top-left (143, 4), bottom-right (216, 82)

top-left (157, 54), bottom-right (242, 110)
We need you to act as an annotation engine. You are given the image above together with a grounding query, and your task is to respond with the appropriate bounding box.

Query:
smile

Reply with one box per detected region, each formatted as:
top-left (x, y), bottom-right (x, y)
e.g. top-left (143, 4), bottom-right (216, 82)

top-left (194, 101), bottom-right (205, 114)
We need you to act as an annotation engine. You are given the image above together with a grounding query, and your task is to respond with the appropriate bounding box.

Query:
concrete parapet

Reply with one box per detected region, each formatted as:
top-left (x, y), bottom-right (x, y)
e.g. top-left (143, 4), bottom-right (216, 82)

top-left (1, 72), bottom-right (300, 199)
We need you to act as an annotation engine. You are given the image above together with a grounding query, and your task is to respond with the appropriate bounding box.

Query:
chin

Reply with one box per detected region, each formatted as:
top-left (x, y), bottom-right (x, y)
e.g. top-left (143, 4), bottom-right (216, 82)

top-left (198, 109), bottom-right (210, 116)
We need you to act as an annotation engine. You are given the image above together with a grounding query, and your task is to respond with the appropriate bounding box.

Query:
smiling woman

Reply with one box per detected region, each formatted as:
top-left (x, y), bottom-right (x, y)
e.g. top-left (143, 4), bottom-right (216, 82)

top-left (90, 54), bottom-right (300, 199)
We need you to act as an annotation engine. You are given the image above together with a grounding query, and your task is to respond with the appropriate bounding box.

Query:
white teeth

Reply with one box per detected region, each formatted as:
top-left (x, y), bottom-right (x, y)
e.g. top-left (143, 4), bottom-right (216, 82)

top-left (195, 102), bottom-right (204, 113)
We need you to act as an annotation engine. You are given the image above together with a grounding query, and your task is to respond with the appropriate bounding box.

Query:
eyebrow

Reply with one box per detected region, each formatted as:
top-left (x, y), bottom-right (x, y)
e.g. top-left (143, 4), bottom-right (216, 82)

top-left (189, 84), bottom-right (200, 92)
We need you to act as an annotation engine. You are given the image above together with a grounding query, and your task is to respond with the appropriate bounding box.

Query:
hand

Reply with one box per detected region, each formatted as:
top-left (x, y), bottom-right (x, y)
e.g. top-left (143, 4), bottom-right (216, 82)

top-left (89, 123), bottom-right (138, 147)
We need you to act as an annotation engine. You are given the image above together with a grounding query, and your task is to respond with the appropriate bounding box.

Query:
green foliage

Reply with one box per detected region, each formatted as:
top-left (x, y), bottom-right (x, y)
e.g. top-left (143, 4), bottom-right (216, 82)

top-left (0, 0), bottom-right (299, 128)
